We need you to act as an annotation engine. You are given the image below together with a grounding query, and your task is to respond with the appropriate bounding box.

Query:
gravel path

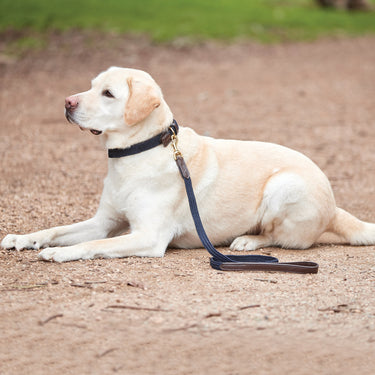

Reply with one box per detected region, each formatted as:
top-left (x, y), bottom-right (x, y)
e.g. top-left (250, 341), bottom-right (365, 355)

top-left (0, 33), bottom-right (375, 374)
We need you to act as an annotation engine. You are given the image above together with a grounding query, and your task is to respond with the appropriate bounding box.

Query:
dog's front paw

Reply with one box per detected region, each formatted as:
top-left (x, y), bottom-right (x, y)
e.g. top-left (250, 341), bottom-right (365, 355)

top-left (1, 234), bottom-right (18, 249)
top-left (1, 234), bottom-right (42, 251)
top-left (38, 246), bottom-right (85, 262)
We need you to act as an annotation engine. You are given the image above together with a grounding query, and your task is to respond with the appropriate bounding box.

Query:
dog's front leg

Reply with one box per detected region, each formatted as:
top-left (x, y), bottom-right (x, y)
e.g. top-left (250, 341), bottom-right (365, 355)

top-left (1, 212), bottom-right (127, 251)
top-left (38, 230), bottom-right (171, 262)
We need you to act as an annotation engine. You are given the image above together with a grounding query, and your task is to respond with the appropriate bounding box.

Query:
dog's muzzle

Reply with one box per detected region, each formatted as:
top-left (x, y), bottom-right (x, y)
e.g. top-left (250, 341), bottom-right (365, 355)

top-left (64, 109), bottom-right (102, 135)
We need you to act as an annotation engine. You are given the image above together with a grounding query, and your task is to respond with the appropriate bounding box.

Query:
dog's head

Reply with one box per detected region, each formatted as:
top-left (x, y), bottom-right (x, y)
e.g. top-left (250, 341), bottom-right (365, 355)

top-left (64, 67), bottom-right (172, 145)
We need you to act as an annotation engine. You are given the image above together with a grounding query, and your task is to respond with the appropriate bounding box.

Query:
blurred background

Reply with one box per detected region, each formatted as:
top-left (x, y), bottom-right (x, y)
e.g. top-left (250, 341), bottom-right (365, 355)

top-left (1, 0), bottom-right (375, 49)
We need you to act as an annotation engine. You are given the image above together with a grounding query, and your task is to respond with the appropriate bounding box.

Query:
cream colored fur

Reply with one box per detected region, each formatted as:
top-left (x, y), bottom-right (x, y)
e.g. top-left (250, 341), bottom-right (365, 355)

top-left (2, 67), bottom-right (374, 262)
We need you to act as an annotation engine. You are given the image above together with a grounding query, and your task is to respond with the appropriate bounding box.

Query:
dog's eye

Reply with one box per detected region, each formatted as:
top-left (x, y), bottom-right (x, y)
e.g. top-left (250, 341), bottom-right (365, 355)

top-left (102, 90), bottom-right (115, 98)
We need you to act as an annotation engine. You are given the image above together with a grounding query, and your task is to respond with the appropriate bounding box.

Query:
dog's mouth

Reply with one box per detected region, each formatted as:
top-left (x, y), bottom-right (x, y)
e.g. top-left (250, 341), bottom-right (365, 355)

top-left (89, 129), bottom-right (102, 135)
top-left (65, 111), bottom-right (102, 136)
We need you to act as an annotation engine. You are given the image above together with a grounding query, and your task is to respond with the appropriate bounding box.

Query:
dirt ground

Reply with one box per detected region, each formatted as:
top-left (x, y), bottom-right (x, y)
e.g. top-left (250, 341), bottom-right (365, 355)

top-left (0, 32), bottom-right (375, 375)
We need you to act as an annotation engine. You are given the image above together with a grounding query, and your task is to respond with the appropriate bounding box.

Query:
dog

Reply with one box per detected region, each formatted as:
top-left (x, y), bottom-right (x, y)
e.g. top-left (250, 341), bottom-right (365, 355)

top-left (1, 67), bottom-right (374, 262)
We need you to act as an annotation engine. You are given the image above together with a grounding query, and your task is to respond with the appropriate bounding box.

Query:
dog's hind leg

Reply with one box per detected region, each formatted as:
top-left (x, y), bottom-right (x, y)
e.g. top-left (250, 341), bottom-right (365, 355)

top-left (230, 171), bottom-right (336, 251)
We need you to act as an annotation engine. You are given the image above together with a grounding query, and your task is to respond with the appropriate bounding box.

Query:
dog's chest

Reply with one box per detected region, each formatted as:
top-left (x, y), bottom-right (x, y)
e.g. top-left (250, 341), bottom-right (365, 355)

top-left (105, 157), bottom-right (180, 220)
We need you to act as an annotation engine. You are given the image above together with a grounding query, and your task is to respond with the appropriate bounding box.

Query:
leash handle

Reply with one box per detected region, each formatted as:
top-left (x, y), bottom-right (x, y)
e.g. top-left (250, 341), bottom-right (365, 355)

top-left (170, 127), bottom-right (318, 274)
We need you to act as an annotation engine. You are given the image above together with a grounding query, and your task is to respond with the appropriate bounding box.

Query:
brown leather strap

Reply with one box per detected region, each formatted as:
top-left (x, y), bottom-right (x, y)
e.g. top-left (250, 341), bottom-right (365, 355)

top-left (218, 261), bottom-right (319, 274)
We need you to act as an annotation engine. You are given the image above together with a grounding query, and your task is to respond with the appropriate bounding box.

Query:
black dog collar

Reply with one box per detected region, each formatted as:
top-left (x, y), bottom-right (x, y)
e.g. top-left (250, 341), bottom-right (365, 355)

top-left (108, 119), bottom-right (179, 158)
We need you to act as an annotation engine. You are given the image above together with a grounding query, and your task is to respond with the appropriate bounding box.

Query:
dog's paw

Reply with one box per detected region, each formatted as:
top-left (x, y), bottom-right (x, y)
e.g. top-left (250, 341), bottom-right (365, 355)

top-left (1, 234), bottom-right (42, 251)
top-left (38, 246), bottom-right (85, 262)
top-left (230, 237), bottom-right (257, 251)
top-left (230, 235), bottom-right (272, 251)
top-left (230, 235), bottom-right (263, 251)
top-left (38, 248), bottom-right (67, 262)
top-left (1, 234), bottom-right (18, 249)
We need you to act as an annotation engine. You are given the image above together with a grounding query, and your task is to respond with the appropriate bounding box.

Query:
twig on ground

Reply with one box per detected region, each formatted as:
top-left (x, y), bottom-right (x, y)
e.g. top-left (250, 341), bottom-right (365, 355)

top-left (318, 304), bottom-right (362, 313)
top-left (97, 348), bottom-right (118, 358)
top-left (126, 281), bottom-right (145, 289)
top-left (239, 304), bottom-right (261, 310)
top-left (39, 313), bottom-right (64, 326)
top-left (254, 278), bottom-right (278, 284)
top-left (164, 323), bottom-right (199, 333)
top-left (105, 305), bottom-right (171, 312)
top-left (205, 312), bottom-right (222, 318)
top-left (1, 283), bottom-right (48, 292)
top-left (61, 323), bottom-right (87, 329)
top-left (70, 283), bottom-right (93, 288)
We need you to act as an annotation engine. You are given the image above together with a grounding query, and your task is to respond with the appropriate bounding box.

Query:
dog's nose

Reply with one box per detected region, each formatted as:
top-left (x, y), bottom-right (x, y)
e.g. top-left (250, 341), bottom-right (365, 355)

top-left (65, 96), bottom-right (79, 110)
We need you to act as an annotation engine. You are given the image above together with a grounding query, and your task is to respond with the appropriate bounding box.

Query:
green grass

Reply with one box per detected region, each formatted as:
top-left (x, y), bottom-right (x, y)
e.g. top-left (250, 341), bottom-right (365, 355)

top-left (1, 0), bottom-right (375, 43)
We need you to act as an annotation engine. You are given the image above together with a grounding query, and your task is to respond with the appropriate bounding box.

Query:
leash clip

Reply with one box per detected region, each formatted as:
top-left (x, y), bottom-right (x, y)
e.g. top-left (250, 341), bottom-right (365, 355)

top-left (169, 126), bottom-right (182, 161)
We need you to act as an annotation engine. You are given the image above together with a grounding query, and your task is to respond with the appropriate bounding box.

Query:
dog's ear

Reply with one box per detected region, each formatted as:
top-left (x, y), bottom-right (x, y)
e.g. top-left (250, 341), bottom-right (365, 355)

top-left (124, 77), bottom-right (161, 126)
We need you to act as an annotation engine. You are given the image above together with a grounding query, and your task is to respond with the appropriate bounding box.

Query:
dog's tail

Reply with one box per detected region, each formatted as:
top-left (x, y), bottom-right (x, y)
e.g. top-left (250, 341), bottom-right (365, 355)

top-left (328, 207), bottom-right (375, 245)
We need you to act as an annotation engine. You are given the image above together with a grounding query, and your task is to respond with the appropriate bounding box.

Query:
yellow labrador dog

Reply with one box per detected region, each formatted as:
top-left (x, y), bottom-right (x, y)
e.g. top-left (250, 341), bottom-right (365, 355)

top-left (2, 67), bottom-right (374, 262)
